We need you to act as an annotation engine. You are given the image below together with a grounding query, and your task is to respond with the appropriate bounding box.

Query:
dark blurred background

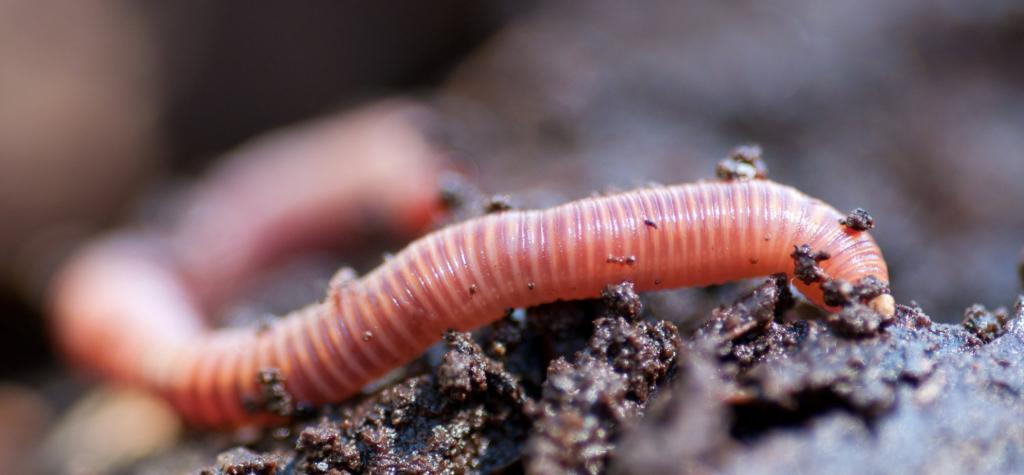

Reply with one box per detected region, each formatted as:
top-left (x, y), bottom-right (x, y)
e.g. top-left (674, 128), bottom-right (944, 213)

top-left (0, 0), bottom-right (1021, 472)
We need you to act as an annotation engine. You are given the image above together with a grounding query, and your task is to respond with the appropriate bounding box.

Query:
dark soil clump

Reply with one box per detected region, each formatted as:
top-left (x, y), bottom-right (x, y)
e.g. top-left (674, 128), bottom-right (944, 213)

top-left (287, 332), bottom-right (530, 474)
top-left (790, 245), bottom-right (831, 285)
top-left (961, 303), bottom-right (1010, 344)
top-left (199, 448), bottom-right (284, 475)
top-left (149, 277), bottom-right (1024, 475)
top-left (243, 368), bottom-right (296, 418)
top-left (821, 276), bottom-right (891, 308)
top-left (839, 208), bottom-right (875, 231)
top-left (825, 303), bottom-right (887, 337)
top-left (615, 295), bottom-right (1024, 475)
top-left (525, 285), bottom-right (680, 474)
top-left (715, 145), bottom-right (769, 181)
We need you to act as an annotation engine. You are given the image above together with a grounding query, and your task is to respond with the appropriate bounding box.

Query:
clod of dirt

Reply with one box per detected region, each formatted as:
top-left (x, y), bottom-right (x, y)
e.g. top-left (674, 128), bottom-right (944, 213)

top-left (289, 330), bottom-right (530, 474)
top-left (588, 316), bottom-right (679, 402)
top-left (610, 353), bottom-right (732, 475)
top-left (961, 303), bottom-right (1010, 344)
top-left (619, 289), bottom-right (1024, 475)
top-left (791, 244), bottom-right (830, 285)
top-left (821, 277), bottom-right (891, 309)
top-left (820, 279), bottom-right (857, 307)
top-left (525, 285), bottom-right (680, 474)
top-left (715, 144), bottom-right (769, 181)
top-left (839, 208), bottom-right (875, 231)
top-left (199, 447), bottom-right (283, 475)
top-left (825, 303), bottom-right (887, 337)
top-left (438, 331), bottom-right (500, 401)
top-left (691, 276), bottom-right (800, 372)
top-left (292, 421), bottom-right (360, 474)
top-left (526, 357), bottom-right (633, 474)
top-left (243, 368), bottom-right (296, 418)
top-left (601, 282), bottom-right (643, 321)
top-left (693, 274), bottom-right (793, 346)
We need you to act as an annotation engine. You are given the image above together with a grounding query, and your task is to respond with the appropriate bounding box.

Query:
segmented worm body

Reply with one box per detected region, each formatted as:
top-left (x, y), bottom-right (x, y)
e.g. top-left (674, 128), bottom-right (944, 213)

top-left (52, 111), bottom-right (892, 427)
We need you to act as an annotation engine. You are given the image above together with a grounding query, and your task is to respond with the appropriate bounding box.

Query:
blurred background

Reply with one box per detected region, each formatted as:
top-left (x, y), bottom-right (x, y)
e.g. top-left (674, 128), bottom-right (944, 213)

top-left (1, 0), bottom-right (1021, 472)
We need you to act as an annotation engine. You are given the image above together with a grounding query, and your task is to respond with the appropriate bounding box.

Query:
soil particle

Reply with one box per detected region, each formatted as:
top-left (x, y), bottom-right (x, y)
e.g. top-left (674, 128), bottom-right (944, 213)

top-left (610, 353), bottom-right (731, 474)
top-left (606, 255), bottom-right (637, 266)
top-left (643, 218), bottom-right (658, 229)
top-left (825, 303), bottom-right (888, 337)
top-left (691, 276), bottom-right (801, 372)
top-left (961, 303), bottom-right (1010, 344)
top-left (601, 282), bottom-right (643, 321)
top-left (526, 357), bottom-right (632, 474)
top-left (820, 279), bottom-right (857, 307)
top-left (292, 421), bottom-right (360, 474)
top-left (438, 331), bottom-right (497, 401)
top-left (483, 195), bottom-right (514, 214)
top-left (483, 311), bottom-right (524, 359)
top-left (693, 274), bottom-right (793, 346)
top-left (618, 287), bottom-right (1024, 475)
top-left (819, 277), bottom-right (894, 337)
top-left (839, 208), bottom-right (875, 231)
top-left (327, 267), bottom-right (358, 291)
top-left (854, 276), bottom-right (890, 303)
top-left (525, 284), bottom-right (680, 474)
top-left (790, 244), bottom-right (831, 285)
top-left (588, 316), bottom-right (679, 402)
top-left (715, 144), bottom-right (769, 181)
top-left (830, 277), bottom-right (888, 306)
top-left (199, 447), bottom-right (284, 475)
top-left (243, 368), bottom-right (296, 418)
top-left (288, 330), bottom-right (530, 474)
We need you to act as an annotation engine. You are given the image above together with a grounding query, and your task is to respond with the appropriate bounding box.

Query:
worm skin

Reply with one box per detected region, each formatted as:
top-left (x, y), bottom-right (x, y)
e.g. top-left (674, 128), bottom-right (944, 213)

top-left (53, 149), bottom-right (892, 427)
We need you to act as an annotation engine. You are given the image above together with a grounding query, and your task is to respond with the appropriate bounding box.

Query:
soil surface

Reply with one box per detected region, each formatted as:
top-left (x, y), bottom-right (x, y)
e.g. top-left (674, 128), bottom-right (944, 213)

top-left (147, 272), bottom-right (1024, 474)
top-left (141, 185), bottom-right (1024, 474)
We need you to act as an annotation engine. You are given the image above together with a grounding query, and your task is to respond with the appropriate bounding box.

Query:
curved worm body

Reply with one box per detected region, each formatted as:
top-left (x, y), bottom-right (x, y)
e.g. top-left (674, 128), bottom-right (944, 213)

top-left (52, 135), bottom-right (891, 428)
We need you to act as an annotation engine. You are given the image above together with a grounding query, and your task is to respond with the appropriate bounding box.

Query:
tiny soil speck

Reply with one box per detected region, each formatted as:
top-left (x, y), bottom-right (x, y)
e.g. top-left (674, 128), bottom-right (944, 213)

top-left (791, 244), bottom-right (831, 285)
top-left (715, 144), bottom-right (769, 181)
top-left (483, 194), bottom-right (514, 214)
top-left (839, 208), bottom-right (875, 231)
top-left (606, 255), bottom-right (637, 265)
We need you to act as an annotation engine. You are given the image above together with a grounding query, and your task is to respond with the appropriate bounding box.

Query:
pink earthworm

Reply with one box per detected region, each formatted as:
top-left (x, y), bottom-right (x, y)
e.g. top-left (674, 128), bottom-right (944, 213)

top-left (51, 119), bottom-right (892, 427)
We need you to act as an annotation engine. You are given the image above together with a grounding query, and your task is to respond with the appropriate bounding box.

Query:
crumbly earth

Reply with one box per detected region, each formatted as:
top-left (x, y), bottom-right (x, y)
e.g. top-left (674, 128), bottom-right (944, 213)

top-left (165, 271), bottom-right (1024, 475)
top-left (616, 297), bottom-right (1024, 475)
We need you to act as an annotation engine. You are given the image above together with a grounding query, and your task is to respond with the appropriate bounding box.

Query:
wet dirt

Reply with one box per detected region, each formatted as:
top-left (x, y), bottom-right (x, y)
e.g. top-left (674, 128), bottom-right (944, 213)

top-left (155, 268), bottom-right (1024, 474)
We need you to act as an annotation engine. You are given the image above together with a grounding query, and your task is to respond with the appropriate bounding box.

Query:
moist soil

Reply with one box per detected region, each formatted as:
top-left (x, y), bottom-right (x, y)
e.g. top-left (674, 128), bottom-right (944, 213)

top-left (157, 270), bottom-right (1024, 475)
top-left (143, 187), bottom-right (1024, 474)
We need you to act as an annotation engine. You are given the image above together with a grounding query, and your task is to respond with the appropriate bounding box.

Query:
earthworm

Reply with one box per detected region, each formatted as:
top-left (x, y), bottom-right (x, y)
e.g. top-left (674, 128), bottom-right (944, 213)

top-left (51, 130), bottom-right (892, 427)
